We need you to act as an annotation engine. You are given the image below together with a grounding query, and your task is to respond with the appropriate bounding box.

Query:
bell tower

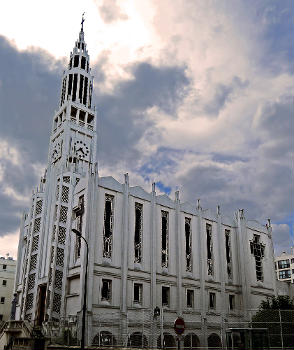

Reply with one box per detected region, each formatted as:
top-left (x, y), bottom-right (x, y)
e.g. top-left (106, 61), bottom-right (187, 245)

top-left (49, 14), bottom-right (97, 174)
top-left (16, 17), bottom-right (98, 324)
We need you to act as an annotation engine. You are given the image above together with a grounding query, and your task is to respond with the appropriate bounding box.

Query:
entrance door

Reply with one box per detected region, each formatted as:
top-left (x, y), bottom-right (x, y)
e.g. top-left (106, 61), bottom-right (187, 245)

top-left (36, 285), bottom-right (47, 326)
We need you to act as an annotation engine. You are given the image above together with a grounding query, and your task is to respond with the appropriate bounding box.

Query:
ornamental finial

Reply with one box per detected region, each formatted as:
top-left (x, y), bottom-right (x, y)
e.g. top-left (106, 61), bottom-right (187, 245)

top-left (81, 13), bottom-right (85, 32)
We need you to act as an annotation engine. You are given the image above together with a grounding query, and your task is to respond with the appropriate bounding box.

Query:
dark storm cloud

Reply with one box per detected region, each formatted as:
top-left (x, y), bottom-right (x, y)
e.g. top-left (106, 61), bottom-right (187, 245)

top-left (0, 36), bottom-right (63, 162)
top-left (204, 76), bottom-right (248, 116)
top-left (96, 62), bottom-right (189, 167)
top-left (0, 36), bottom-right (189, 237)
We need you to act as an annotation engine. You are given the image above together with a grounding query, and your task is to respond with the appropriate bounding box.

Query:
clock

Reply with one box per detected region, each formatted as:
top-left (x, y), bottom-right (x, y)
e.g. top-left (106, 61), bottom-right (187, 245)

top-left (73, 140), bottom-right (89, 160)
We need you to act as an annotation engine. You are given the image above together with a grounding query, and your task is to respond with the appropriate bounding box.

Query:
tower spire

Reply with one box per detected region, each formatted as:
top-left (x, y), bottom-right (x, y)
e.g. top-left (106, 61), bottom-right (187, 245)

top-left (81, 12), bottom-right (85, 32)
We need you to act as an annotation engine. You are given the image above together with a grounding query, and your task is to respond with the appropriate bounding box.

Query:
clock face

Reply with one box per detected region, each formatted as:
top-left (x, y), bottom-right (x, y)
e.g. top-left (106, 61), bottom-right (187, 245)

top-left (51, 142), bottom-right (62, 163)
top-left (73, 140), bottom-right (89, 160)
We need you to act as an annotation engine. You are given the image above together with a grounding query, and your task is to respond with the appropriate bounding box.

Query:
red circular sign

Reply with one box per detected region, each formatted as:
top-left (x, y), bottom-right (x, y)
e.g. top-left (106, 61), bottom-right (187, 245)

top-left (174, 317), bottom-right (185, 335)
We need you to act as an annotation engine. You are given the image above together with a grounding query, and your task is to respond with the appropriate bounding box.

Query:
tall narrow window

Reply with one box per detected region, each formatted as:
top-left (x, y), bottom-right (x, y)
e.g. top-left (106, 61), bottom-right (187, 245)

top-left (72, 74), bottom-right (78, 101)
top-left (73, 55), bottom-right (79, 67)
top-left (103, 195), bottom-right (114, 258)
top-left (78, 75), bottom-right (84, 103)
top-left (162, 286), bottom-right (170, 307)
top-left (225, 229), bottom-right (232, 279)
top-left (133, 283), bottom-right (143, 304)
top-left (187, 289), bottom-right (194, 308)
top-left (161, 211), bottom-right (169, 268)
top-left (83, 77), bottom-right (88, 105)
top-left (134, 203), bottom-right (143, 263)
top-left (250, 235), bottom-right (265, 281)
top-left (75, 195), bottom-right (84, 259)
top-left (185, 218), bottom-right (192, 272)
top-left (101, 279), bottom-right (112, 301)
top-left (68, 74), bottom-right (73, 96)
top-left (229, 295), bottom-right (235, 310)
top-left (209, 292), bottom-right (215, 309)
top-left (206, 224), bottom-right (214, 276)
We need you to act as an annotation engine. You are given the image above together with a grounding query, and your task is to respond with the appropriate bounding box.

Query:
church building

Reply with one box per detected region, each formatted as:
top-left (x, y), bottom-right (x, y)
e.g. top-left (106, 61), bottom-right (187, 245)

top-left (10, 23), bottom-right (277, 349)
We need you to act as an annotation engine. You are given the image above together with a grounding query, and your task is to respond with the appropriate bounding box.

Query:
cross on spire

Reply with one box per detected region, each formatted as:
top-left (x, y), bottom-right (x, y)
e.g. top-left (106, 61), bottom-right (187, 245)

top-left (81, 13), bottom-right (85, 32)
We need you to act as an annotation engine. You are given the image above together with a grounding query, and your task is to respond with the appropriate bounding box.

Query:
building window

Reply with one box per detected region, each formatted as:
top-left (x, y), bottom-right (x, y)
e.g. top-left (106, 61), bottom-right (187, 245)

top-left (75, 195), bottom-right (84, 259)
top-left (291, 258), bottom-right (294, 264)
top-left (103, 195), bottom-right (114, 259)
top-left (161, 211), bottom-right (169, 268)
top-left (133, 283), bottom-right (143, 304)
top-left (278, 260), bottom-right (290, 269)
top-left (3, 265), bottom-right (7, 270)
top-left (229, 295), bottom-right (235, 310)
top-left (162, 286), bottom-right (170, 307)
top-left (134, 203), bottom-right (143, 263)
top-left (2, 280), bottom-right (7, 286)
top-left (0, 314), bottom-right (3, 321)
top-left (206, 224), bottom-right (214, 276)
top-left (225, 229), bottom-right (232, 279)
top-left (209, 292), bottom-right (216, 309)
top-left (185, 218), bottom-right (192, 272)
top-left (250, 235), bottom-right (265, 281)
top-left (279, 270), bottom-right (291, 279)
top-left (187, 289), bottom-right (194, 308)
top-left (0, 297), bottom-right (5, 304)
top-left (101, 279), bottom-right (112, 301)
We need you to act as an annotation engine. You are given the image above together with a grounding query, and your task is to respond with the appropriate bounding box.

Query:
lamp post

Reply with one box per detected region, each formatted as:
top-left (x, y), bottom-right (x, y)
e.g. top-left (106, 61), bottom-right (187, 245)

top-left (72, 228), bottom-right (89, 350)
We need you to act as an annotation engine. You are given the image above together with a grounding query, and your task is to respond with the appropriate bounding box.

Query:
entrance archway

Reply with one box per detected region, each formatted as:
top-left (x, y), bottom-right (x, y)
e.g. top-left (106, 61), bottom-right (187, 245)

top-left (184, 333), bottom-right (200, 349)
top-left (208, 333), bottom-right (222, 349)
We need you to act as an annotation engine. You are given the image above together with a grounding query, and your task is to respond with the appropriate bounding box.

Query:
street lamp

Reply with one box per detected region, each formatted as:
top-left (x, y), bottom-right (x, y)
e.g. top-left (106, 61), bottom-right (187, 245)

top-left (72, 228), bottom-right (89, 350)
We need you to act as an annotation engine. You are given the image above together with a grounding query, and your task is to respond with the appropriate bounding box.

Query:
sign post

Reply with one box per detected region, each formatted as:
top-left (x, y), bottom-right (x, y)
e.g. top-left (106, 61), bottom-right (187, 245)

top-left (174, 317), bottom-right (185, 350)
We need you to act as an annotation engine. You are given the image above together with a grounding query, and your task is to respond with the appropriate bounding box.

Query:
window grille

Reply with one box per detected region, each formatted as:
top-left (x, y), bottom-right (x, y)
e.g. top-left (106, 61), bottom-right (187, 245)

top-left (225, 229), bottom-right (232, 279)
top-left (35, 200), bottom-right (43, 215)
top-left (52, 293), bottom-right (61, 313)
top-left (161, 211), bottom-right (169, 268)
top-left (50, 247), bottom-right (55, 264)
top-left (52, 225), bottom-right (56, 241)
top-left (61, 186), bottom-right (69, 203)
top-left (134, 203), bottom-right (143, 263)
top-left (29, 255), bottom-right (37, 271)
top-left (33, 218), bottom-right (41, 233)
top-left (250, 235), bottom-right (265, 281)
top-left (54, 270), bottom-right (63, 290)
top-left (46, 289), bottom-right (51, 305)
top-left (31, 236), bottom-right (39, 252)
top-left (185, 218), bottom-right (192, 272)
top-left (25, 313), bottom-right (32, 322)
top-left (103, 195), bottom-right (114, 258)
top-left (56, 248), bottom-right (64, 267)
top-left (25, 293), bottom-right (34, 311)
top-left (48, 268), bottom-right (52, 285)
top-left (27, 274), bottom-right (35, 291)
top-left (59, 206), bottom-right (68, 223)
top-left (206, 224), bottom-right (214, 276)
top-left (56, 185), bottom-right (59, 201)
top-left (58, 226), bottom-right (66, 245)
top-left (63, 176), bottom-right (70, 183)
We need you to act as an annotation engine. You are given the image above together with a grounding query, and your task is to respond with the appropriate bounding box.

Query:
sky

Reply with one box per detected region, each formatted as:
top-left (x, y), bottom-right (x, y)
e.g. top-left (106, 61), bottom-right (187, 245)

top-left (0, 0), bottom-right (293, 258)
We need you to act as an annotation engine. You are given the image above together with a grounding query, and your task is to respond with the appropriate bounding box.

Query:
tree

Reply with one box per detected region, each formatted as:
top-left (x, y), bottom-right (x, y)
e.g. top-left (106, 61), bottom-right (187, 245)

top-left (252, 296), bottom-right (294, 348)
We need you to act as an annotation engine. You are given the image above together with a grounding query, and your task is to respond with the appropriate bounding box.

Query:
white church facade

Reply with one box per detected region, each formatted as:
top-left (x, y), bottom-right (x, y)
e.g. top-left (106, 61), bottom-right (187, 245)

top-left (10, 24), bottom-right (278, 348)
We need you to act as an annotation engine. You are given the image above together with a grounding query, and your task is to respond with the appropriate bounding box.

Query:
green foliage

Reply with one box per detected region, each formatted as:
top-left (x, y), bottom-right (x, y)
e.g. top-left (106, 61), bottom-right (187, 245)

top-left (252, 296), bottom-right (294, 348)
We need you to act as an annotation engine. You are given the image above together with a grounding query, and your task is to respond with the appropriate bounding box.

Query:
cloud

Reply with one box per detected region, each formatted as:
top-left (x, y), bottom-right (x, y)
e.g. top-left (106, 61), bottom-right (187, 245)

top-left (271, 224), bottom-right (293, 256)
top-left (98, 0), bottom-right (128, 23)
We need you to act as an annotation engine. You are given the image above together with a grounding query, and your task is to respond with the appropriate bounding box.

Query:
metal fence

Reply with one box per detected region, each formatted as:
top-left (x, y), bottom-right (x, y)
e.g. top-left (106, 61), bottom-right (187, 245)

top-left (38, 309), bottom-right (294, 349)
